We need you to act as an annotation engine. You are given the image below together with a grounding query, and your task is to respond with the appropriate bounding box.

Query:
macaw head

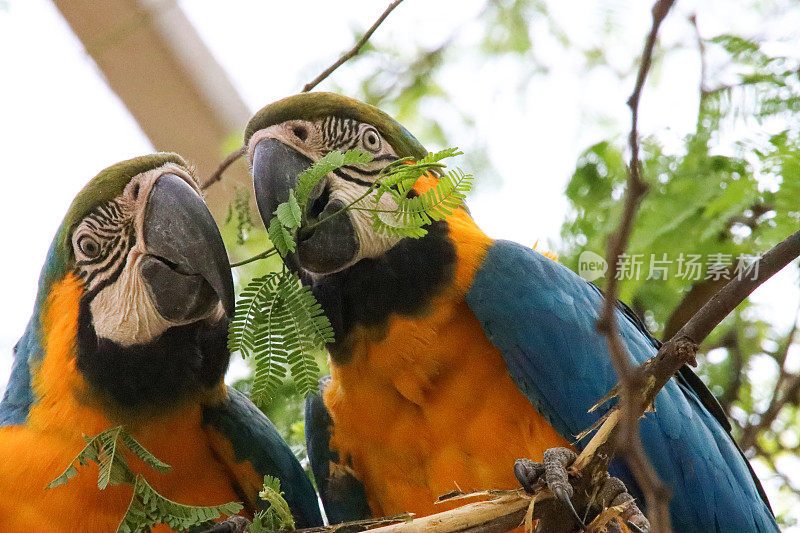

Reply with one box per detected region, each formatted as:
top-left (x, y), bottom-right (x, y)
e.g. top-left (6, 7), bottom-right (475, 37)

top-left (244, 93), bottom-right (475, 358)
top-left (244, 92), bottom-right (430, 275)
top-left (10, 154), bottom-right (234, 417)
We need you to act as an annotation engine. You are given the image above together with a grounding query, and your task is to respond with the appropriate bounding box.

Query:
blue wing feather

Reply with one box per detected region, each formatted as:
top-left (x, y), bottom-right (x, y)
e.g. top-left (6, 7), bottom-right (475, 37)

top-left (202, 387), bottom-right (323, 528)
top-left (466, 240), bottom-right (777, 533)
top-left (305, 377), bottom-right (372, 524)
top-left (0, 317), bottom-right (39, 427)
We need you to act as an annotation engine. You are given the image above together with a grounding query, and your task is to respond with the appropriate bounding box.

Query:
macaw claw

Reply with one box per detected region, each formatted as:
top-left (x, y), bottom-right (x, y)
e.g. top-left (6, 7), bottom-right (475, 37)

top-left (196, 515), bottom-right (251, 533)
top-left (514, 448), bottom-right (650, 533)
top-left (515, 448), bottom-right (586, 529)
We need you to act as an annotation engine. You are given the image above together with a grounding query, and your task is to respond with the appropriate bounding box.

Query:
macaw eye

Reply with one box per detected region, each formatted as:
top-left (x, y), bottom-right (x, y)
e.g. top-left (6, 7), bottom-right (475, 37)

top-left (362, 127), bottom-right (381, 152)
top-left (293, 125), bottom-right (308, 141)
top-left (78, 235), bottom-right (101, 258)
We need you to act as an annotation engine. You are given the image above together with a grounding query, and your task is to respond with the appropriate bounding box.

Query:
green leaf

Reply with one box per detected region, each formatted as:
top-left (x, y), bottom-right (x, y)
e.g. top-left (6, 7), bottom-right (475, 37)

top-left (252, 475), bottom-right (295, 532)
top-left (225, 186), bottom-right (254, 245)
top-left (275, 190), bottom-right (302, 231)
top-left (268, 217), bottom-right (296, 257)
top-left (295, 149), bottom-right (373, 211)
top-left (120, 432), bottom-right (171, 474)
top-left (117, 475), bottom-right (243, 533)
top-left (371, 166), bottom-right (473, 238)
top-left (48, 426), bottom-right (240, 532)
top-left (47, 426), bottom-right (133, 490)
top-left (231, 271), bottom-right (331, 404)
top-left (95, 426), bottom-right (123, 490)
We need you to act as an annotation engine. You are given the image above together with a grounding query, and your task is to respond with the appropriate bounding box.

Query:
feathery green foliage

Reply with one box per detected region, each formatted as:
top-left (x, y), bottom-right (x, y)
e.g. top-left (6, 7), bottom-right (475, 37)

top-left (47, 426), bottom-right (242, 532)
top-left (117, 476), bottom-right (242, 533)
top-left (560, 30), bottom-right (800, 523)
top-left (296, 149), bottom-right (374, 210)
top-left (250, 475), bottom-right (296, 532)
top-left (226, 186), bottom-right (255, 246)
top-left (236, 147), bottom-right (471, 406)
top-left (367, 148), bottom-right (472, 237)
top-left (228, 271), bottom-right (333, 405)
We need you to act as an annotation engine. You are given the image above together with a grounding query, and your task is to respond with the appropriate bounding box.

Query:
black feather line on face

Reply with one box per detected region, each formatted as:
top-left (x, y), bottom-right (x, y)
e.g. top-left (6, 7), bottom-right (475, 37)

top-left (304, 220), bottom-right (456, 364)
top-left (75, 300), bottom-right (230, 413)
top-left (332, 168), bottom-right (373, 188)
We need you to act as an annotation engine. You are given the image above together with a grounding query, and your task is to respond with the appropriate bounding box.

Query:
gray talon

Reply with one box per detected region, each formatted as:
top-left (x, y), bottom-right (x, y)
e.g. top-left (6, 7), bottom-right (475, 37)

top-left (553, 485), bottom-right (587, 529)
top-left (516, 448), bottom-right (648, 532)
top-left (515, 458), bottom-right (545, 493)
top-left (542, 448), bottom-right (584, 528)
top-left (196, 516), bottom-right (251, 533)
top-left (598, 476), bottom-right (627, 508)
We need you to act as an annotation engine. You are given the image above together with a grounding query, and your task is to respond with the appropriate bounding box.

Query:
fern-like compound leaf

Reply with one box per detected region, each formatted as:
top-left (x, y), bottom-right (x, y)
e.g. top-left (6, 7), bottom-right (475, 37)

top-left (95, 426), bottom-right (124, 490)
top-left (49, 426), bottom-right (242, 532)
top-left (295, 149), bottom-right (373, 211)
top-left (231, 271), bottom-right (332, 404)
top-left (47, 426), bottom-right (135, 490)
top-left (117, 475), bottom-right (243, 533)
top-left (120, 432), bottom-right (171, 474)
top-left (372, 166), bottom-right (473, 238)
top-left (251, 475), bottom-right (296, 532)
top-left (268, 217), bottom-right (297, 257)
top-left (275, 190), bottom-right (302, 231)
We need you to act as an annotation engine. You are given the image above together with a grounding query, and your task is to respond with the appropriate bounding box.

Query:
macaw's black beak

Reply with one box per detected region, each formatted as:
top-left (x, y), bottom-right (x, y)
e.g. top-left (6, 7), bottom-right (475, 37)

top-left (141, 173), bottom-right (235, 321)
top-left (252, 138), bottom-right (359, 274)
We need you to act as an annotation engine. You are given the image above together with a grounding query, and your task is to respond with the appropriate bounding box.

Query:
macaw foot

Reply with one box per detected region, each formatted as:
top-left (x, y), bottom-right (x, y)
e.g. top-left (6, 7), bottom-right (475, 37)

top-left (514, 448), bottom-right (649, 533)
top-left (195, 515), bottom-right (251, 533)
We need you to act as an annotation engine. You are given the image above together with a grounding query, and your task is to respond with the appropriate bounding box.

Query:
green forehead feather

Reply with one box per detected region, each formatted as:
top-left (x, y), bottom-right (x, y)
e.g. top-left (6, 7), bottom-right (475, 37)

top-left (58, 152), bottom-right (186, 252)
top-left (63, 152), bottom-right (186, 234)
top-left (245, 92), bottom-right (427, 159)
top-left (34, 152), bottom-right (187, 318)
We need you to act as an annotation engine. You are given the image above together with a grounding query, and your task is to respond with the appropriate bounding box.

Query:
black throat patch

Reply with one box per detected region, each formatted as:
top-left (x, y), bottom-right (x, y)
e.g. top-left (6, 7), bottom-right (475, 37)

top-left (305, 220), bottom-right (456, 364)
top-left (76, 300), bottom-right (230, 414)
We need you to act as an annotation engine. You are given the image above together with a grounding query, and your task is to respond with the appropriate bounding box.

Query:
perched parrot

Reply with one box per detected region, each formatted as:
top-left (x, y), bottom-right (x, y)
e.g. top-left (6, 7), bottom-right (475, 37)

top-left (243, 92), bottom-right (779, 533)
top-left (0, 154), bottom-right (322, 532)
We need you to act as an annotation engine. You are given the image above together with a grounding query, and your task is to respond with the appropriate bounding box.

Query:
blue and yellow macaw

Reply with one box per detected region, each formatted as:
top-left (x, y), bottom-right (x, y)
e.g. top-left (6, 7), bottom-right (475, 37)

top-left (244, 93), bottom-right (779, 532)
top-left (0, 154), bottom-right (322, 532)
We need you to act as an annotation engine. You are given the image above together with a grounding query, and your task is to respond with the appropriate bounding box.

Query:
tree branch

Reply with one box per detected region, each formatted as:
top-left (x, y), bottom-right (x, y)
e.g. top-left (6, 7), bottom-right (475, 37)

top-left (201, 146), bottom-right (246, 191)
top-left (202, 0), bottom-right (405, 191)
top-left (593, 1), bottom-right (675, 530)
top-left (739, 307), bottom-right (800, 451)
top-left (301, 0), bottom-right (405, 93)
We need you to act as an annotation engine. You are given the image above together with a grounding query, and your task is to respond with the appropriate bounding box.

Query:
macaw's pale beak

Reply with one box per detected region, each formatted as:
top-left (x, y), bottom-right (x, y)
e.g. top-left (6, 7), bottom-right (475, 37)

top-left (251, 138), bottom-right (359, 274)
top-left (140, 173), bottom-right (235, 320)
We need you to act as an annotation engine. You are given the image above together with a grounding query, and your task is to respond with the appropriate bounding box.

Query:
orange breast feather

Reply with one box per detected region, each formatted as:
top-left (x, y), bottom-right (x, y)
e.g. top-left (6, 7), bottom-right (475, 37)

top-left (0, 274), bottom-right (258, 532)
top-left (324, 192), bottom-right (571, 518)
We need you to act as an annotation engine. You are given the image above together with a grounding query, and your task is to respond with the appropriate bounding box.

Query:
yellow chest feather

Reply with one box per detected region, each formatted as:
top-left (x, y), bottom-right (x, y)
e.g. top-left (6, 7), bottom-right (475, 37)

top-left (323, 296), bottom-right (570, 517)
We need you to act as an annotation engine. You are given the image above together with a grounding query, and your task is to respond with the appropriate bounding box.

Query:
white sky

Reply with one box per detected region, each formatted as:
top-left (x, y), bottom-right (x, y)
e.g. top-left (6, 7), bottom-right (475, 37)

top-left (0, 0), bottom-right (798, 523)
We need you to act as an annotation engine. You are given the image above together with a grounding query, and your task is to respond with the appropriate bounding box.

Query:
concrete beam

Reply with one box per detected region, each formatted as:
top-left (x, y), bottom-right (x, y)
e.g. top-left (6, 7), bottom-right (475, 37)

top-left (51, 0), bottom-right (252, 218)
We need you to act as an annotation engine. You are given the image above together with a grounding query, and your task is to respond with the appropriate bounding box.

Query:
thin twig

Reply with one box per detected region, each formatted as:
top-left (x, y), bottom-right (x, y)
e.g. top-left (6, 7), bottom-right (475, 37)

top-left (202, 0), bottom-right (405, 191)
top-left (593, 1), bottom-right (675, 530)
top-left (229, 247), bottom-right (279, 268)
top-left (739, 306), bottom-right (800, 451)
top-left (301, 0), bottom-right (405, 93)
top-left (201, 146), bottom-right (245, 191)
top-left (688, 14), bottom-right (707, 98)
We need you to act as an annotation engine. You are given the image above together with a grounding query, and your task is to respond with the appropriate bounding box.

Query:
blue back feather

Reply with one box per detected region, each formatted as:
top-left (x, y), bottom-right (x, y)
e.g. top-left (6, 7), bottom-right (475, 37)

top-left (0, 236), bottom-right (64, 428)
top-left (202, 387), bottom-right (323, 528)
top-left (466, 240), bottom-right (777, 533)
top-left (305, 378), bottom-right (372, 524)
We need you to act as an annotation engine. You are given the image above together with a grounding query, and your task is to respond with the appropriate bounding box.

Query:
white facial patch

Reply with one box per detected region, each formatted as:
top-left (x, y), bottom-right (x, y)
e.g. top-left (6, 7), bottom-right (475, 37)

top-left (248, 118), bottom-right (408, 272)
top-left (331, 176), bottom-right (402, 264)
top-left (78, 163), bottom-right (210, 346)
top-left (89, 254), bottom-right (175, 346)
